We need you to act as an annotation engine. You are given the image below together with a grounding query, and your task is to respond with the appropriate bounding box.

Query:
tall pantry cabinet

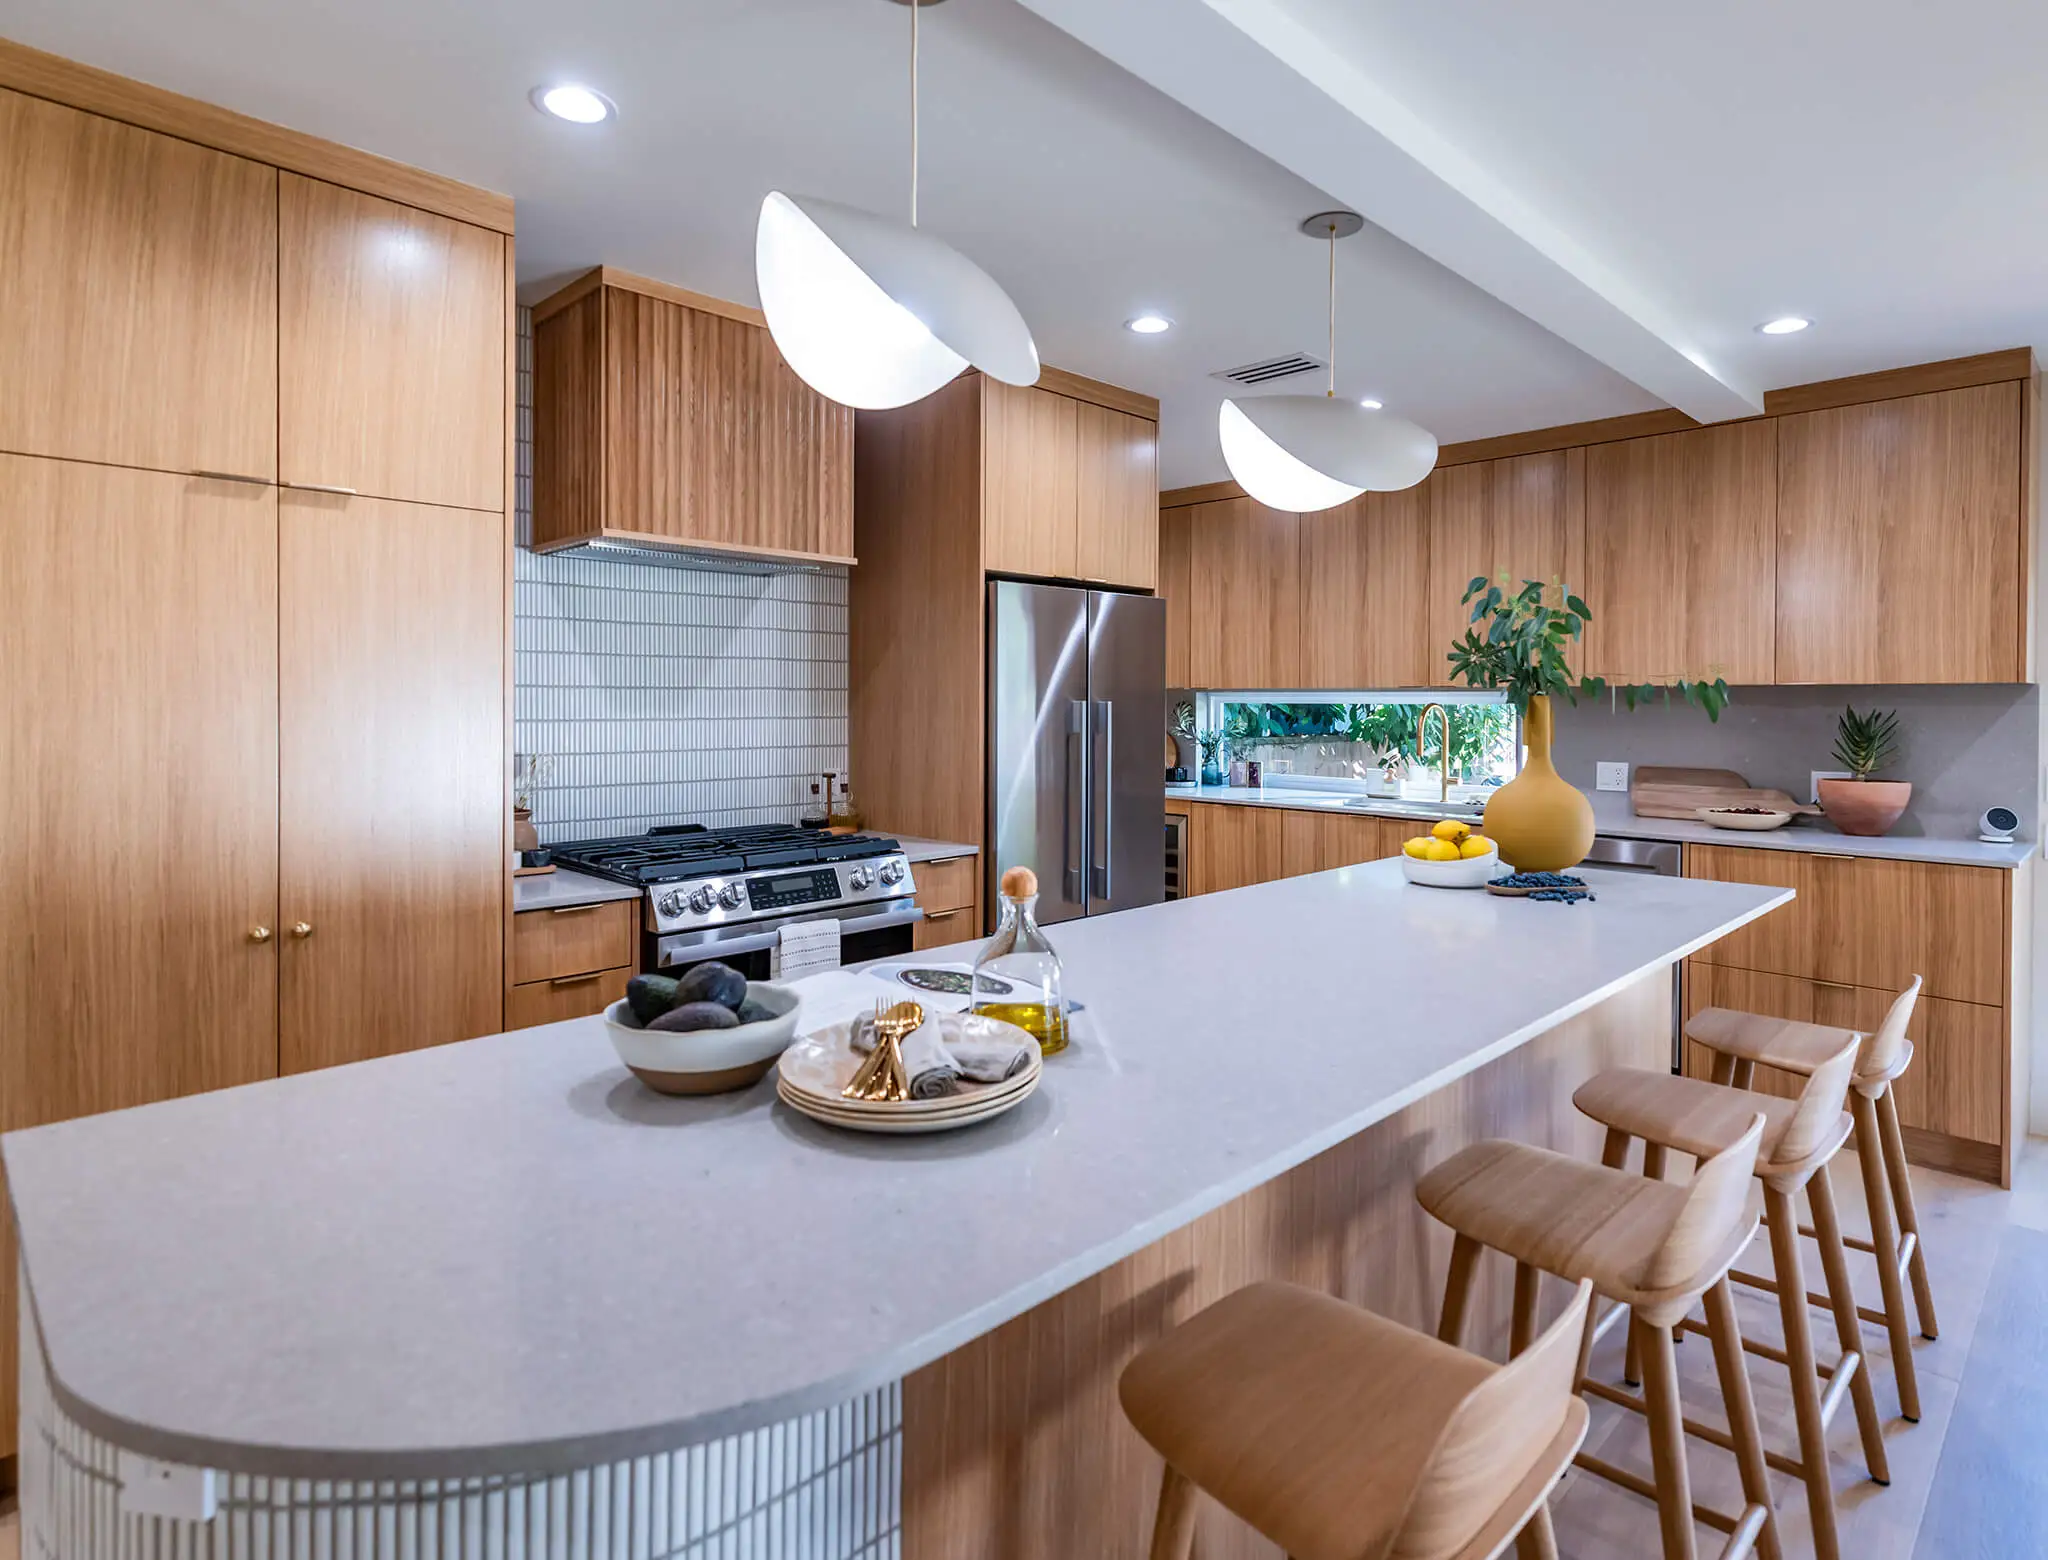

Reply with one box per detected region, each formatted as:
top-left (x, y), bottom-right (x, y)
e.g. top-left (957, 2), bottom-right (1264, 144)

top-left (0, 58), bottom-right (513, 1461)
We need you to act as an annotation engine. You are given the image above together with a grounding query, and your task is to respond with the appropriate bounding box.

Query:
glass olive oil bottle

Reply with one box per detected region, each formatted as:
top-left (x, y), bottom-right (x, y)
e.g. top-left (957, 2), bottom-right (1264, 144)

top-left (971, 866), bottom-right (1069, 1055)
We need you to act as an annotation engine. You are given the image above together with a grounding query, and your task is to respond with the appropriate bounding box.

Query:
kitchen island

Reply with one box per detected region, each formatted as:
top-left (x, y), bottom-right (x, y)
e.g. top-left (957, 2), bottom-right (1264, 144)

top-left (6, 862), bottom-right (1787, 1559)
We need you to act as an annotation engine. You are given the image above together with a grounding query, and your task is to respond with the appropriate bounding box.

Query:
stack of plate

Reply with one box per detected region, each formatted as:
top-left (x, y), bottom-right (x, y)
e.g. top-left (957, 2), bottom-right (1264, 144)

top-left (775, 1020), bottom-right (1042, 1134)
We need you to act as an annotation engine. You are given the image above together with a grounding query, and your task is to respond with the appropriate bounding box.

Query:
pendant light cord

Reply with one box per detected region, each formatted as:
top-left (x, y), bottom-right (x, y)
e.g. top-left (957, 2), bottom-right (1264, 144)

top-left (1326, 221), bottom-right (1336, 397)
top-left (909, 0), bottom-right (920, 228)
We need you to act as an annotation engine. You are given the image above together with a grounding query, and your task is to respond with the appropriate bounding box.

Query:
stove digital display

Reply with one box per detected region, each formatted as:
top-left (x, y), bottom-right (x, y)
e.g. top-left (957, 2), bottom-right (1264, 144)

top-left (746, 869), bottom-right (841, 911)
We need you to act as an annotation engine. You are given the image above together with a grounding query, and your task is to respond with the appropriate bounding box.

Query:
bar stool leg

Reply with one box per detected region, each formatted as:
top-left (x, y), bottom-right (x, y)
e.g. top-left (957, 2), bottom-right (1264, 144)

top-left (1520, 1503), bottom-right (1561, 1560)
top-left (1765, 1184), bottom-right (1841, 1560)
top-left (1877, 1085), bottom-right (1939, 1341)
top-left (1807, 1163), bottom-right (1891, 1484)
top-left (1512, 1261), bottom-right (1540, 1355)
top-left (1147, 1465), bottom-right (1198, 1560)
top-left (1623, 1142), bottom-right (1672, 1390)
top-left (1635, 1315), bottom-right (1698, 1560)
top-left (1852, 1091), bottom-right (1923, 1421)
top-left (1704, 1276), bottom-right (1782, 1560)
top-left (1439, 1232), bottom-right (1481, 1347)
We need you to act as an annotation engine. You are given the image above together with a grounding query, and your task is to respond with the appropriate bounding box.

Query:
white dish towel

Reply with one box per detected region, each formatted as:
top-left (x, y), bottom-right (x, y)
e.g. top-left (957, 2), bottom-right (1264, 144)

top-left (772, 918), bottom-right (841, 980)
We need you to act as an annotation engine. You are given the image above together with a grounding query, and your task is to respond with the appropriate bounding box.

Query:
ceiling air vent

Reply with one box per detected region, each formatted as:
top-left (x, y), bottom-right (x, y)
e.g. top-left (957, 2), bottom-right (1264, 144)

top-left (1211, 352), bottom-right (1325, 387)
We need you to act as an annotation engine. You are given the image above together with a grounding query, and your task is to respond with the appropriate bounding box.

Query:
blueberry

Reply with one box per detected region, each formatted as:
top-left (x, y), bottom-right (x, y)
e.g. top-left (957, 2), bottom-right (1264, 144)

top-left (675, 961), bottom-right (748, 1010)
top-left (647, 1000), bottom-right (742, 1033)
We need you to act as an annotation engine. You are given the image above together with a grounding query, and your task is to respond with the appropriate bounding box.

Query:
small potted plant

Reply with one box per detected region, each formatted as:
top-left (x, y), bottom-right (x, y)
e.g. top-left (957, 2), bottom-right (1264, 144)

top-left (1819, 706), bottom-right (1910, 836)
top-left (1196, 728), bottom-right (1225, 788)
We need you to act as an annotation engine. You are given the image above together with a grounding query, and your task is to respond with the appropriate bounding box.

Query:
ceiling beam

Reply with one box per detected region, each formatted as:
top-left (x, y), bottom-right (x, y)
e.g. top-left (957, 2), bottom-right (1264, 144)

top-left (1009, 0), bottom-right (1763, 423)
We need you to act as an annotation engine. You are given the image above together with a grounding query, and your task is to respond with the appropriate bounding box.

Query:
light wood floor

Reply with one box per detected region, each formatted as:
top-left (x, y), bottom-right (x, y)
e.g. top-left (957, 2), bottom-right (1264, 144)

top-left (0, 1146), bottom-right (2042, 1560)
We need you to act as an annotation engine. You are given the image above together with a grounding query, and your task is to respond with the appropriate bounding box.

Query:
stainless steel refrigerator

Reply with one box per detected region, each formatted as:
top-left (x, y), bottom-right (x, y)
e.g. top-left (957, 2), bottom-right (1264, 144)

top-left (987, 580), bottom-right (1166, 926)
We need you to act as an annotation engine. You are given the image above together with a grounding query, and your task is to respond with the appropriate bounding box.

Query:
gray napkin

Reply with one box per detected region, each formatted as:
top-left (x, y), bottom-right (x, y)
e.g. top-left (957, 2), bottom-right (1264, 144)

top-left (849, 1012), bottom-right (1037, 1097)
top-left (850, 1011), bottom-right (960, 1100)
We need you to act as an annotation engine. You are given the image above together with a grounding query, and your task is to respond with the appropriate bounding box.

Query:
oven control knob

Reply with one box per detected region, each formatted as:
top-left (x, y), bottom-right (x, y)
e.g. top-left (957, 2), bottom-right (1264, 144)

top-left (687, 885), bottom-right (716, 914)
top-left (718, 882), bottom-right (744, 910)
top-left (879, 861), bottom-right (905, 886)
top-left (849, 865), bottom-right (874, 890)
top-left (658, 890), bottom-right (684, 918)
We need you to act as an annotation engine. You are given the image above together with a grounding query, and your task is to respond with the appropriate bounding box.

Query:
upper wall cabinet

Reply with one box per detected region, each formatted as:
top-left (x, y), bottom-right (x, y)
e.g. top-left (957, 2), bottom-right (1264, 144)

top-left (1159, 504), bottom-right (1193, 687)
top-left (1187, 497), bottom-right (1300, 688)
top-left (984, 381), bottom-right (1159, 590)
top-left (533, 271), bottom-right (854, 565)
top-left (1581, 420), bottom-right (1777, 685)
top-left (279, 175), bottom-right (505, 512)
top-left (0, 88), bottom-right (277, 479)
top-left (1300, 486), bottom-right (1431, 688)
top-left (1776, 382), bottom-right (2025, 683)
top-left (1425, 452), bottom-right (1583, 684)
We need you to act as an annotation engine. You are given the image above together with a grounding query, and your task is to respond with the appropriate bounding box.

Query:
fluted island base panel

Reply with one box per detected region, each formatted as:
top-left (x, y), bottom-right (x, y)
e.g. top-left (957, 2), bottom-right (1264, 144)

top-left (902, 966), bottom-right (1673, 1560)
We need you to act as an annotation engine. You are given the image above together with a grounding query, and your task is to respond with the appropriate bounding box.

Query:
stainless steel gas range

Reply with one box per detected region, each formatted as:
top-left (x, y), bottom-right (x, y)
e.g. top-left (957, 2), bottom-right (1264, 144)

top-left (547, 824), bottom-right (922, 976)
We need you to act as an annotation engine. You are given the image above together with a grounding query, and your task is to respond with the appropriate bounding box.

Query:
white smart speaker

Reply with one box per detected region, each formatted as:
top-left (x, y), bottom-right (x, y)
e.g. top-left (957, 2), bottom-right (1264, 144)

top-left (1979, 805), bottom-right (2019, 843)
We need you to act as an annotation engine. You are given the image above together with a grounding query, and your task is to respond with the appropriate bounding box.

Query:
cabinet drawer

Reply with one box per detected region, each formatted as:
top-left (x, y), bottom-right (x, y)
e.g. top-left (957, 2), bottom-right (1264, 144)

top-left (507, 966), bottom-right (631, 1031)
top-left (913, 856), bottom-right (978, 915)
top-left (512, 899), bottom-right (637, 984)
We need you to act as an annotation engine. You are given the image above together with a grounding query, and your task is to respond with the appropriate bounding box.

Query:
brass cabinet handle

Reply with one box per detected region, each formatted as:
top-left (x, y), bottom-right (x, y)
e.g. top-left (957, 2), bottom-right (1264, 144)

top-left (249, 926), bottom-right (273, 943)
top-left (922, 907), bottom-right (963, 921)
top-left (192, 469), bottom-right (271, 486)
top-left (283, 481), bottom-right (359, 496)
top-left (551, 903), bottom-right (600, 915)
top-left (549, 972), bottom-right (602, 988)
top-left (291, 921), bottom-right (314, 939)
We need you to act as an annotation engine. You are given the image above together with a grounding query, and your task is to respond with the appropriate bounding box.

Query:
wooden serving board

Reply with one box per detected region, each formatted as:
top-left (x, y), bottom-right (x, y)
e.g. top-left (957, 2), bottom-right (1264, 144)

top-left (1630, 765), bottom-right (1819, 818)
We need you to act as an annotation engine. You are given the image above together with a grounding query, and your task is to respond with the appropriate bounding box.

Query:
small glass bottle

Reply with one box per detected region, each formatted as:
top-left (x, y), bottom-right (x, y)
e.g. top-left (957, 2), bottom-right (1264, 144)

top-left (798, 780), bottom-right (829, 831)
top-left (829, 775), bottom-right (864, 833)
top-left (972, 866), bottom-right (1069, 1055)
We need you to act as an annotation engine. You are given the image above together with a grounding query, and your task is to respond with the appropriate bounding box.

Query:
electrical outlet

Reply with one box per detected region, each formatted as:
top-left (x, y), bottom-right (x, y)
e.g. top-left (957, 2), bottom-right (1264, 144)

top-left (1809, 769), bottom-right (1851, 805)
top-left (1595, 761), bottom-right (1629, 793)
top-left (117, 1450), bottom-right (217, 1521)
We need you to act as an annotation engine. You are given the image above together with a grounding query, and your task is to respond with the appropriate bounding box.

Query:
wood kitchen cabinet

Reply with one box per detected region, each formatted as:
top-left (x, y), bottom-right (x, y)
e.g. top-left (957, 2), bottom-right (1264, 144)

top-left (1682, 842), bottom-right (2016, 1181)
top-left (279, 493), bottom-right (506, 1074)
top-left (1775, 382), bottom-right (2024, 683)
top-left (1581, 420), bottom-right (1777, 685)
top-left (0, 87), bottom-right (277, 479)
top-left (1186, 803), bottom-right (1404, 895)
top-left (910, 854), bottom-right (980, 949)
top-left (279, 174), bottom-right (506, 512)
top-left (532, 268), bottom-right (854, 565)
top-left (507, 899), bottom-right (637, 1029)
top-left (1425, 452), bottom-right (1583, 684)
top-left (1299, 486), bottom-right (1432, 688)
top-left (1188, 498), bottom-right (1301, 688)
top-left (1158, 504), bottom-right (1193, 687)
top-left (984, 381), bottom-right (1159, 590)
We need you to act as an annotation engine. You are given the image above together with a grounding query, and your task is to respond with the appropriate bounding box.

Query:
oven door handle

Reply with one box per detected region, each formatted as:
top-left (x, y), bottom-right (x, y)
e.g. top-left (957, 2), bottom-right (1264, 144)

top-left (655, 902), bottom-right (924, 965)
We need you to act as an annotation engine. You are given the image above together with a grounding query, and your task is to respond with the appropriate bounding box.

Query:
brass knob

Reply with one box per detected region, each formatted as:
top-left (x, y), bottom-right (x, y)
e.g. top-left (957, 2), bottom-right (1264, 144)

top-left (290, 921), bottom-right (314, 939)
top-left (249, 926), bottom-right (273, 943)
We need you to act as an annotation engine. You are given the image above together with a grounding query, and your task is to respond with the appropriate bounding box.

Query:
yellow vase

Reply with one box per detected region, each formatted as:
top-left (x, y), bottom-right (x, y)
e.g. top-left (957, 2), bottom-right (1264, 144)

top-left (1482, 695), bottom-right (1594, 872)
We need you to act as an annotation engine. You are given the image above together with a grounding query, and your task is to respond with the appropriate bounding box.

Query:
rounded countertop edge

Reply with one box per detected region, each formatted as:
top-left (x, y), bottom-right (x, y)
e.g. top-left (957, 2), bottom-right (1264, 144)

top-left (1164, 786), bottom-right (2037, 869)
top-left (510, 869), bottom-right (644, 913)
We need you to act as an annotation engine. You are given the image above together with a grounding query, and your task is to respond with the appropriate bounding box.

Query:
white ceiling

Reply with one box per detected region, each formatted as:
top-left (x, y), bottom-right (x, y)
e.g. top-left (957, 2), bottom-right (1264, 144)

top-left (4, 0), bottom-right (2042, 486)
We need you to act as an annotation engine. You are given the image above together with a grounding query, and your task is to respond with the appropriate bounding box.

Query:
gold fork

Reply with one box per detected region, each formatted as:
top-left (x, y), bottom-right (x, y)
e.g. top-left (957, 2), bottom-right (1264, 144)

top-left (842, 1000), bottom-right (924, 1101)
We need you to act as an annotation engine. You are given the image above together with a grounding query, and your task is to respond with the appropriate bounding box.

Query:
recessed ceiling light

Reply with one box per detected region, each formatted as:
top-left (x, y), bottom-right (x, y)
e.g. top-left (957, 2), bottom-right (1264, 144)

top-left (1126, 314), bottom-right (1172, 335)
top-left (1756, 316), bottom-right (1811, 336)
top-left (1358, 397), bottom-right (1383, 410)
top-left (532, 84), bottom-right (614, 124)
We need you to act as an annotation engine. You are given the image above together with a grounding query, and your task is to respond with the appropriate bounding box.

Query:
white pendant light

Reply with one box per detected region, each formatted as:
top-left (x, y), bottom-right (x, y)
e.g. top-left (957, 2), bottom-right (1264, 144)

top-left (1220, 212), bottom-right (1437, 512)
top-left (756, 0), bottom-right (1037, 410)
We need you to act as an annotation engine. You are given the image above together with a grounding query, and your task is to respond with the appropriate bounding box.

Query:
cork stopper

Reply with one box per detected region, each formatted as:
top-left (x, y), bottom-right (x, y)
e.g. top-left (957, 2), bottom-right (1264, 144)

top-left (1000, 865), bottom-right (1039, 899)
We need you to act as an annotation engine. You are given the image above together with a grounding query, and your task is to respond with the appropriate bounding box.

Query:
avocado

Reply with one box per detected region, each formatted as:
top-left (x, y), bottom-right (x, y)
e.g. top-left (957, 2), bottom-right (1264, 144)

top-left (625, 973), bottom-right (681, 1025)
top-left (647, 1000), bottom-right (743, 1033)
top-left (675, 961), bottom-right (747, 1011)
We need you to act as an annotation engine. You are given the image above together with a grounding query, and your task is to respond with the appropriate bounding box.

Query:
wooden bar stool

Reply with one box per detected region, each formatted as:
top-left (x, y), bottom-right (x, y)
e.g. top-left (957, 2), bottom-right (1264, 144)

top-left (1688, 976), bottom-right (1932, 1423)
top-left (1417, 1116), bottom-right (1775, 1560)
top-left (1119, 1277), bottom-right (1594, 1560)
top-left (1574, 1031), bottom-right (1885, 1560)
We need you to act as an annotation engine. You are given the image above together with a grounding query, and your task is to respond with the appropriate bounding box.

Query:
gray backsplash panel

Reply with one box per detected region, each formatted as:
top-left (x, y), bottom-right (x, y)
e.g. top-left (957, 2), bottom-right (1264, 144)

top-left (512, 308), bottom-right (850, 844)
top-left (1551, 683), bottom-right (2040, 840)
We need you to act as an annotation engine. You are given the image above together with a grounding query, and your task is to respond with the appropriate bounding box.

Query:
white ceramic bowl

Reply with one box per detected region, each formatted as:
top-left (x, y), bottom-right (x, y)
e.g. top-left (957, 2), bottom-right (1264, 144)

top-left (604, 983), bottom-right (802, 1095)
top-left (1697, 806), bottom-right (1794, 832)
top-left (1399, 836), bottom-right (1501, 889)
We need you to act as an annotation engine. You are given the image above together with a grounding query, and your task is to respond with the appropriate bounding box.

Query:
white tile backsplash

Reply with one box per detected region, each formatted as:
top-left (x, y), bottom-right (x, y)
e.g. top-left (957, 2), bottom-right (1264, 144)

top-left (513, 308), bottom-right (850, 844)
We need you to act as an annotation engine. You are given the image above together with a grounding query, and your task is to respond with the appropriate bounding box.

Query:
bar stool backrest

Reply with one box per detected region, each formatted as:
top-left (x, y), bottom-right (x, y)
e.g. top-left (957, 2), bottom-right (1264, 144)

top-left (1857, 975), bottom-right (1923, 1088)
top-left (1389, 1280), bottom-right (1594, 1560)
top-left (1641, 1114), bottom-right (1765, 1293)
top-left (1772, 1030), bottom-right (1862, 1168)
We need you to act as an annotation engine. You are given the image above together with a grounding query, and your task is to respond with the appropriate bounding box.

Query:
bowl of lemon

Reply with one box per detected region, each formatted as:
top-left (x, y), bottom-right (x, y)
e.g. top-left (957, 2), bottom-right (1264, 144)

top-left (1399, 819), bottom-right (1500, 888)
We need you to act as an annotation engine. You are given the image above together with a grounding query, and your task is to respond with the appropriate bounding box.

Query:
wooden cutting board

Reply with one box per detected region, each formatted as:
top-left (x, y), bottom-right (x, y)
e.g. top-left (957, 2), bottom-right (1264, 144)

top-left (1630, 765), bottom-right (1820, 818)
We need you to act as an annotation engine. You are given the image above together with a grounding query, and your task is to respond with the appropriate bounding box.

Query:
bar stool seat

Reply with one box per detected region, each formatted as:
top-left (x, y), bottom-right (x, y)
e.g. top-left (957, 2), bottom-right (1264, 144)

top-left (1688, 1009), bottom-right (1912, 1090)
top-left (1120, 1279), bottom-right (1594, 1560)
top-left (1573, 1069), bottom-right (1852, 1175)
top-left (1416, 1139), bottom-right (1757, 1316)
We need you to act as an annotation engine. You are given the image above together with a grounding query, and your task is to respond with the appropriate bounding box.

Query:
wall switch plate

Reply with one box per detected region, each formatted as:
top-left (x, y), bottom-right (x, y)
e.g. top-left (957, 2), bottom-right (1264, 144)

top-left (1595, 761), bottom-right (1629, 793)
top-left (1809, 769), bottom-right (1851, 804)
top-left (117, 1450), bottom-right (217, 1521)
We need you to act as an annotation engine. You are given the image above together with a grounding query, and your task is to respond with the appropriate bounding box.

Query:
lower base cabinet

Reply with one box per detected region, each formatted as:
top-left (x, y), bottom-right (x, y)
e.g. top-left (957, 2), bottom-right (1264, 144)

top-left (508, 899), bottom-right (637, 1027)
top-left (912, 855), bottom-right (979, 948)
top-left (1185, 802), bottom-right (1406, 895)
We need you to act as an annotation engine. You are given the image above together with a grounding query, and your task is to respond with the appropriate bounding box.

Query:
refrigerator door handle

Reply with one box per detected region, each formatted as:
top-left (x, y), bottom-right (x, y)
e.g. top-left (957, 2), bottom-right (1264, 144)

top-left (1064, 699), bottom-right (1088, 904)
top-left (1091, 699), bottom-right (1113, 901)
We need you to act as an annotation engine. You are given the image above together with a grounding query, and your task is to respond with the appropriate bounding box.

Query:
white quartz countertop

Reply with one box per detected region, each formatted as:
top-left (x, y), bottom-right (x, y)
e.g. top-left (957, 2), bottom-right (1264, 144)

top-left (511, 867), bottom-right (643, 912)
top-left (890, 835), bottom-right (978, 864)
top-left (1166, 785), bottom-right (2036, 869)
top-left (4, 864), bottom-right (1788, 1481)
